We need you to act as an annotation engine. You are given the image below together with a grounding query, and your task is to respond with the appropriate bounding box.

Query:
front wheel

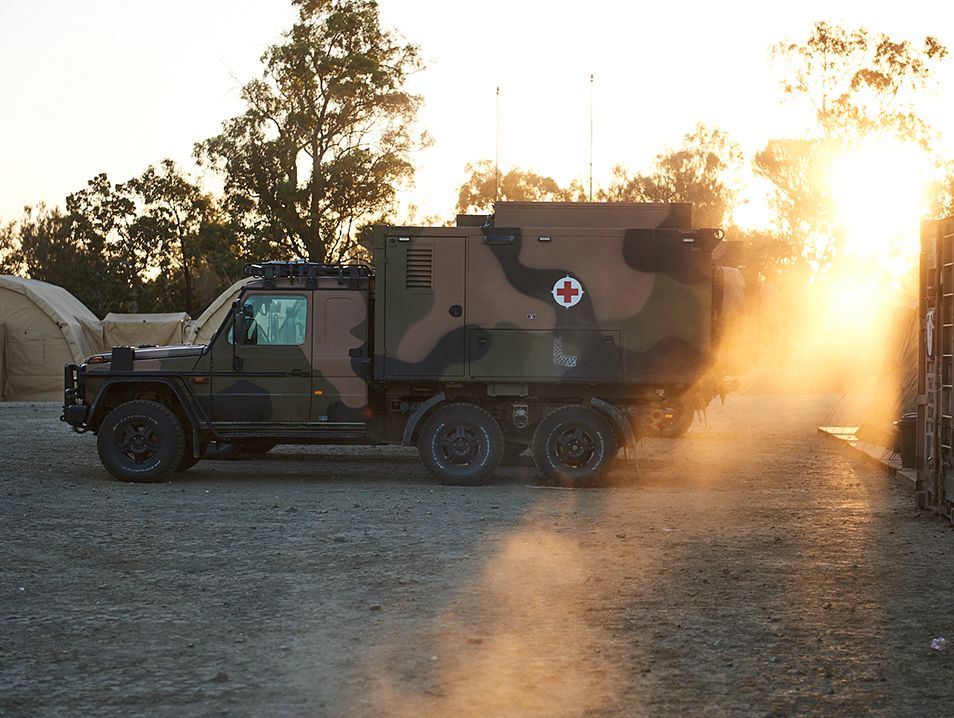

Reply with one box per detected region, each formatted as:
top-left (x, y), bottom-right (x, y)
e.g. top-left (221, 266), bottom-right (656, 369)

top-left (97, 400), bottom-right (185, 483)
top-left (531, 406), bottom-right (617, 487)
top-left (418, 403), bottom-right (504, 486)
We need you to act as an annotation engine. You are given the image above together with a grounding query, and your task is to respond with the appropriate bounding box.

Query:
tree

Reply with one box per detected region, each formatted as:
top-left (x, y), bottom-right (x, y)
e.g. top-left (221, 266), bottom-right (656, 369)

top-left (196, 0), bottom-right (424, 263)
top-left (1, 166), bottom-right (241, 317)
top-left (65, 173), bottom-right (156, 313)
top-left (124, 160), bottom-right (239, 315)
top-left (753, 138), bottom-right (842, 272)
top-left (455, 161), bottom-right (583, 215)
top-left (933, 160), bottom-right (954, 219)
top-left (0, 218), bottom-right (21, 275)
top-left (599, 124), bottom-right (742, 228)
top-left (757, 22), bottom-right (948, 274)
top-left (0, 203), bottom-right (113, 314)
top-left (773, 21), bottom-right (947, 145)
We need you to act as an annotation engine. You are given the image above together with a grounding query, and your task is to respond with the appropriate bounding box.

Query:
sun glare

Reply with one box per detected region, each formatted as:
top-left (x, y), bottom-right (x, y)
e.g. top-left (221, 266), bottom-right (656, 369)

top-left (828, 137), bottom-right (933, 279)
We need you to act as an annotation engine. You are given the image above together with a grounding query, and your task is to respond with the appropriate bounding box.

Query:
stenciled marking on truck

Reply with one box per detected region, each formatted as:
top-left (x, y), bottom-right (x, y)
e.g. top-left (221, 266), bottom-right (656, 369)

top-left (551, 275), bottom-right (584, 308)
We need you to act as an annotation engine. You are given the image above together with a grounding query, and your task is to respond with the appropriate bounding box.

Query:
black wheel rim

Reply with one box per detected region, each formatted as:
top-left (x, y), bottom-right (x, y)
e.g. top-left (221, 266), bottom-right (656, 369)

top-left (437, 423), bottom-right (482, 466)
top-left (114, 418), bottom-right (161, 465)
top-left (552, 425), bottom-right (597, 469)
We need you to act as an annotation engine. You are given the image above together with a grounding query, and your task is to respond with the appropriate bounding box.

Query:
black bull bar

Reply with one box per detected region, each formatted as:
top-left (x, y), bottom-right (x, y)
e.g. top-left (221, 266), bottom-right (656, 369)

top-left (61, 363), bottom-right (89, 428)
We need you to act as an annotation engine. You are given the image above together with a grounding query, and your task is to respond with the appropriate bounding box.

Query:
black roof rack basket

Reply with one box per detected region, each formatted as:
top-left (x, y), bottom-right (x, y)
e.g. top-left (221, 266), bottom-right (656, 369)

top-left (243, 261), bottom-right (373, 289)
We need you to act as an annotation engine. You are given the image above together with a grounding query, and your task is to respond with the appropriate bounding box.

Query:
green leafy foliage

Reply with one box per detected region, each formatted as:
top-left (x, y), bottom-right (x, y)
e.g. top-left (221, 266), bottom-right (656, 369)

top-left (2, 166), bottom-right (238, 317)
top-left (195, 0), bottom-right (425, 263)
top-left (599, 124), bottom-right (742, 229)
top-left (773, 21), bottom-right (948, 145)
top-left (455, 161), bottom-right (584, 215)
top-left (1, 204), bottom-right (109, 312)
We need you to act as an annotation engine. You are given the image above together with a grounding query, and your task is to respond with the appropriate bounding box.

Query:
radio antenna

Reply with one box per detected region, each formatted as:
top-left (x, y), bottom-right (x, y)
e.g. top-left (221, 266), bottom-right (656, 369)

top-left (589, 74), bottom-right (594, 202)
top-left (495, 86), bottom-right (501, 205)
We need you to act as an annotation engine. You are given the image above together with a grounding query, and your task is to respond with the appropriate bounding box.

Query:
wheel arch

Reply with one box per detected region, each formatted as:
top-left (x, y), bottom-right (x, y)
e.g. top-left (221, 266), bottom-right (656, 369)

top-left (589, 397), bottom-right (636, 454)
top-left (88, 378), bottom-right (205, 437)
top-left (401, 392), bottom-right (447, 447)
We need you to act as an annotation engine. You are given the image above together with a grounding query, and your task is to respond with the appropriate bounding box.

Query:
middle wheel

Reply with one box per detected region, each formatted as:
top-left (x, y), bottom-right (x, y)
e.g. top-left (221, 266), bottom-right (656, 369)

top-left (418, 403), bottom-right (504, 486)
top-left (531, 406), bottom-right (618, 487)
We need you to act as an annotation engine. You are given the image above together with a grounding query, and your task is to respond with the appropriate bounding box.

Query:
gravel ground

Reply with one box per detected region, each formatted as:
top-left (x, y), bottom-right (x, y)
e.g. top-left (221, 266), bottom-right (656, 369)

top-left (2, 395), bottom-right (954, 718)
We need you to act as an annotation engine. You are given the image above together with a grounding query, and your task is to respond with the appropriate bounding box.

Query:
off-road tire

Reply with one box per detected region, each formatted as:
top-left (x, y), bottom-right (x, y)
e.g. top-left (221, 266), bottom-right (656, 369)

top-left (97, 400), bottom-right (185, 483)
top-left (419, 403), bottom-right (504, 486)
top-left (659, 399), bottom-right (695, 439)
top-left (531, 406), bottom-right (618, 487)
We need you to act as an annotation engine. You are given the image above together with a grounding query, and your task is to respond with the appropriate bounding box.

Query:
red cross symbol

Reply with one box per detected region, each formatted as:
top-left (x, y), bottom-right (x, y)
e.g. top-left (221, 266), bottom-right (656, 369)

top-left (551, 275), bottom-right (584, 308)
top-left (556, 280), bottom-right (578, 303)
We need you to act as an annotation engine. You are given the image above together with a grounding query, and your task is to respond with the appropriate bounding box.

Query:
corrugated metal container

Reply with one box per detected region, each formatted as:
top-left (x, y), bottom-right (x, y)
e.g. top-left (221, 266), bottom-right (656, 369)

top-left (917, 216), bottom-right (954, 517)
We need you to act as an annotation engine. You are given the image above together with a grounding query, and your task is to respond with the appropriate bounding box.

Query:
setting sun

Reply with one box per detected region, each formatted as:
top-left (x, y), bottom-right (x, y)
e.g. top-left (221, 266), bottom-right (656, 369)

top-left (828, 136), bottom-right (934, 279)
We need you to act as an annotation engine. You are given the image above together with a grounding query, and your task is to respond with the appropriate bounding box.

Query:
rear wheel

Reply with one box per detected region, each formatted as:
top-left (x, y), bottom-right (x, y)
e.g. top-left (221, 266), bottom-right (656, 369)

top-left (419, 403), bottom-right (503, 486)
top-left (531, 406), bottom-right (617, 487)
top-left (97, 400), bottom-right (185, 483)
top-left (658, 399), bottom-right (695, 439)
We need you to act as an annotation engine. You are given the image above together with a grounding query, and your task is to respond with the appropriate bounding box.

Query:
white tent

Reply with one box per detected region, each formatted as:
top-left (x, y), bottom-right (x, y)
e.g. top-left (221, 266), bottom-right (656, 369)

top-left (0, 323), bottom-right (7, 399)
top-left (186, 278), bottom-right (252, 345)
top-left (0, 276), bottom-right (103, 400)
top-left (102, 312), bottom-right (190, 348)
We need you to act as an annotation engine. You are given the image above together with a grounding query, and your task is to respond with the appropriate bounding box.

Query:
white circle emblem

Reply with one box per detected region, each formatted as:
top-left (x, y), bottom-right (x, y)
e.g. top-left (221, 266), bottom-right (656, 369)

top-left (551, 275), bottom-right (584, 308)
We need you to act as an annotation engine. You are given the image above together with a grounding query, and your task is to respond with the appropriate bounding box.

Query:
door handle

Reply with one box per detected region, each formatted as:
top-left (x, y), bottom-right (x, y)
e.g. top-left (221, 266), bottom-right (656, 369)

top-left (288, 369), bottom-right (309, 377)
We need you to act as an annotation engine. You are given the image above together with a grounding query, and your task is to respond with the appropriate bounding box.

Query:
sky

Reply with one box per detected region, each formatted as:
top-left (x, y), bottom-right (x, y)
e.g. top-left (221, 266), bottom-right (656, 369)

top-left (1, 0), bottom-right (953, 225)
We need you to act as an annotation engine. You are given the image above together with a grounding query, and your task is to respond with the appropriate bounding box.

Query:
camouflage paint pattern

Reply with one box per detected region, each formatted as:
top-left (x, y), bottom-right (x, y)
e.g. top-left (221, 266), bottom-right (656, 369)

top-left (70, 202), bottom-right (726, 438)
top-left (371, 202), bottom-right (718, 387)
top-left (79, 274), bottom-right (371, 428)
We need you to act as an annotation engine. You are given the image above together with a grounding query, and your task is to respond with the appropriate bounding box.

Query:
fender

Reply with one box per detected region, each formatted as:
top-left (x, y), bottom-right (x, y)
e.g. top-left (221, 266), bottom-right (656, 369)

top-left (402, 392), bottom-right (446, 447)
top-left (590, 397), bottom-right (637, 456)
top-left (87, 376), bottom-right (210, 437)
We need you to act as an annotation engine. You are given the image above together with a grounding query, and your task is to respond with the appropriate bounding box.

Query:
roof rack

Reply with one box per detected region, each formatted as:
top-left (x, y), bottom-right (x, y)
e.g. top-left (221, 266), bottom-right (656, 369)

top-left (243, 261), bottom-right (373, 290)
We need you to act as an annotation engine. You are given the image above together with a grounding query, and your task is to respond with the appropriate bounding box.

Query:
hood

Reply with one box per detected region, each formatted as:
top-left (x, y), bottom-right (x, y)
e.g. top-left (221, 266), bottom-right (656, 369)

top-left (128, 344), bottom-right (206, 360)
top-left (85, 344), bottom-right (207, 364)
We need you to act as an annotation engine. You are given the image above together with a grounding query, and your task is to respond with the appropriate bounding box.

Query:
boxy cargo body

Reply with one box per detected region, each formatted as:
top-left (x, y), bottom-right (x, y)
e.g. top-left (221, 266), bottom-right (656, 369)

top-left (373, 202), bottom-right (718, 388)
top-left (62, 202), bottom-right (728, 486)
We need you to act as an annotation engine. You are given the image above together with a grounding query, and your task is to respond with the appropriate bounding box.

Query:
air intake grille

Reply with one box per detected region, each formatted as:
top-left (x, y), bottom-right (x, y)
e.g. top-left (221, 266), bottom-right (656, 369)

top-left (405, 247), bottom-right (433, 290)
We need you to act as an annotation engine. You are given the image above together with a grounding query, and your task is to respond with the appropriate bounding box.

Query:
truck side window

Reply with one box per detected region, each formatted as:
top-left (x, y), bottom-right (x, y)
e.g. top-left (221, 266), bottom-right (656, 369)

top-left (234, 295), bottom-right (307, 346)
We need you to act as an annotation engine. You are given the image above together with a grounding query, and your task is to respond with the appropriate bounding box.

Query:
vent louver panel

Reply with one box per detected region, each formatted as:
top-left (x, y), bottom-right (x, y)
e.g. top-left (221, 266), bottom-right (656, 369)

top-left (405, 247), bottom-right (433, 290)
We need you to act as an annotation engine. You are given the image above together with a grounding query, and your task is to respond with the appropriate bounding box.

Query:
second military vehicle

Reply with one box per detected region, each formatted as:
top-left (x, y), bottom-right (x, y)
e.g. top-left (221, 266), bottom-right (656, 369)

top-left (62, 202), bottom-right (739, 486)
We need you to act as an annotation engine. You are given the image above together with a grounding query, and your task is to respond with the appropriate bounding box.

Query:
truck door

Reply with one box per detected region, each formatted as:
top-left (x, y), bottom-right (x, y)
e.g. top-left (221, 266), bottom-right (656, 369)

top-left (209, 291), bottom-right (313, 423)
top-left (311, 290), bottom-right (368, 423)
top-left (382, 235), bottom-right (466, 378)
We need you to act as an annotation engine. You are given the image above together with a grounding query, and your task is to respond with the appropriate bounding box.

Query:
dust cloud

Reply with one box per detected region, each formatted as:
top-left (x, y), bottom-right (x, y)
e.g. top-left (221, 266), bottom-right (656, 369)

top-left (719, 257), bottom-right (914, 406)
top-left (364, 507), bottom-right (633, 718)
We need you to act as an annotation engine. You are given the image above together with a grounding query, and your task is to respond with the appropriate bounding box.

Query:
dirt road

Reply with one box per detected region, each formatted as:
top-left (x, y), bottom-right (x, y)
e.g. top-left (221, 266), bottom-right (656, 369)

top-left (2, 395), bottom-right (953, 717)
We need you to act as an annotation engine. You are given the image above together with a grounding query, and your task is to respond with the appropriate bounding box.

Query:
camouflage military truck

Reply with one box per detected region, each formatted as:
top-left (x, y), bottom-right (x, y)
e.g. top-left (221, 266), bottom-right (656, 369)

top-left (62, 202), bottom-right (736, 486)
